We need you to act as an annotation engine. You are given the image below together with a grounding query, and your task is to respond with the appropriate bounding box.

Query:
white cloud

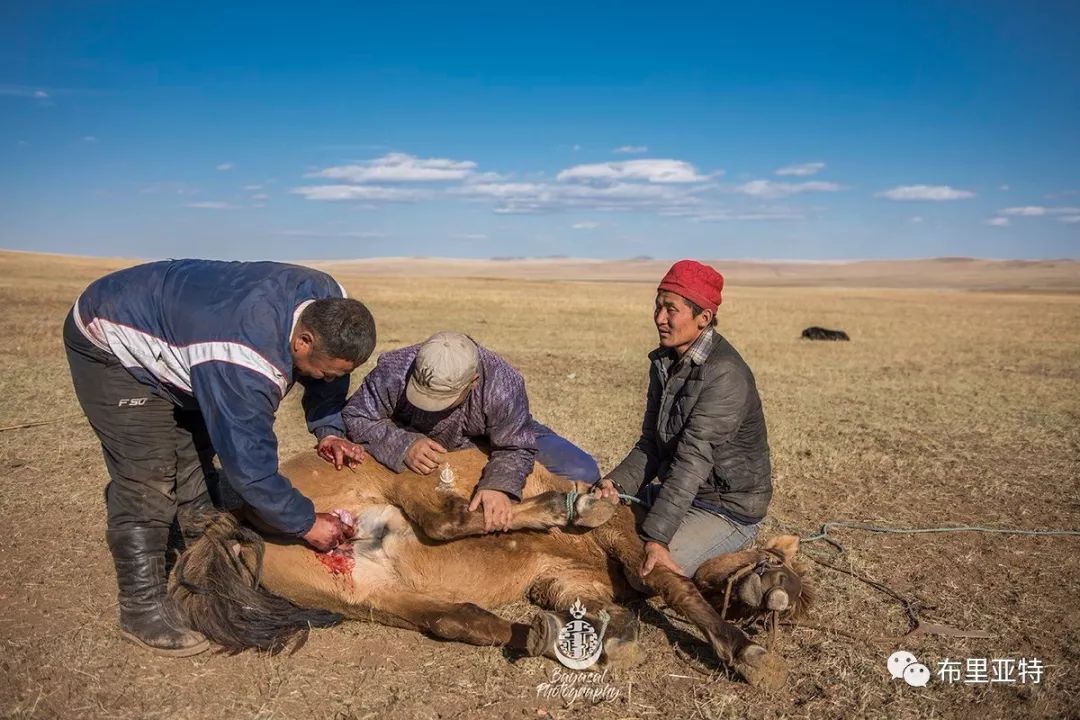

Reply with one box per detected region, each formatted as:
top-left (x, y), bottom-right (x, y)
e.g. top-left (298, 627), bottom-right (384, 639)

top-left (185, 201), bottom-right (242, 210)
top-left (311, 152), bottom-right (477, 183)
top-left (455, 180), bottom-right (702, 214)
top-left (999, 184), bottom-right (1010, 191)
top-left (141, 182), bottom-right (200, 195)
top-left (998, 206), bottom-right (1080, 217)
top-left (909, 216), bottom-right (925, 224)
top-left (216, 162), bottom-right (235, 171)
top-left (82, 135), bottom-right (97, 143)
top-left (876, 185), bottom-right (975, 201)
top-left (274, 230), bottom-right (386, 238)
top-left (732, 179), bottom-right (841, 199)
top-left (991, 205), bottom-right (1080, 225)
top-left (572, 222), bottom-right (600, 229)
top-left (999, 206), bottom-right (1047, 216)
top-left (465, 171), bottom-right (508, 183)
top-left (689, 206), bottom-right (806, 222)
top-left (0, 85), bottom-right (46, 97)
top-left (454, 182), bottom-right (546, 199)
top-left (242, 184), bottom-right (263, 191)
top-left (451, 233), bottom-right (488, 240)
top-left (291, 185), bottom-right (426, 202)
top-left (613, 145), bottom-right (648, 154)
top-left (0, 84), bottom-right (98, 101)
top-left (557, 159), bottom-right (710, 184)
top-left (251, 193), bottom-right (270, 200)
top-left (985, 217), bottom-right (1010, 227)
top-left (776, 162), bottom-right (825, 177)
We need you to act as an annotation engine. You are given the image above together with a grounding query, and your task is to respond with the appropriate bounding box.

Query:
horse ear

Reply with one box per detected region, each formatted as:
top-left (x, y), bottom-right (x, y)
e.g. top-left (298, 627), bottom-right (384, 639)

top-left (763, 534), bottom-right (800, 562)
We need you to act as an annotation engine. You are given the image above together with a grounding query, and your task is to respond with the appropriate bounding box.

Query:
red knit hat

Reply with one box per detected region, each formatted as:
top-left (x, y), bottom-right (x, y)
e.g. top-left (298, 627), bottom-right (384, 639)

top-left (657, 260), bottom-right (724, 312)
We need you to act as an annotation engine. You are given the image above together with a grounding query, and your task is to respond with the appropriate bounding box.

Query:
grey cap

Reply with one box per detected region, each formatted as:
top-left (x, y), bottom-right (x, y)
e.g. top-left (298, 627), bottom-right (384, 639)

top-left (406, 332), bottom-right (480, 412)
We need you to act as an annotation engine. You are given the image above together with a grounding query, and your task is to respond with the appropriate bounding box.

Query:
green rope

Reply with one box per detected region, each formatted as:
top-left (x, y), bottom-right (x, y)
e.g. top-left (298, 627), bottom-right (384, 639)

top-left (801, 520), bottom-right (1080, 553)
top-left (564, 489), bottom-right (644, 524)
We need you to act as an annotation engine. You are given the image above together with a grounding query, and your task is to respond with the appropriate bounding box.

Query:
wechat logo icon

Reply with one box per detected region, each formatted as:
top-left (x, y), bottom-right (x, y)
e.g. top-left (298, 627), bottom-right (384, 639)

top-left (888, 650), bottom-right (931, 688)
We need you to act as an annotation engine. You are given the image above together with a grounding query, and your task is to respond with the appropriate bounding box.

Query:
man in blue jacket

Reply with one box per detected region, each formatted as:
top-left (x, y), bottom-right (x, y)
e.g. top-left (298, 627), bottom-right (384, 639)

top-left (64, 259), bottom-right (376, 656)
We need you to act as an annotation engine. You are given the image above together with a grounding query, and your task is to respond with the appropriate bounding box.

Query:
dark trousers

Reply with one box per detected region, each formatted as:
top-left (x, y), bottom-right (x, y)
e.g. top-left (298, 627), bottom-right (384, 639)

top-left (639, 483), bottom-right (760, 576)
top-left (63, 311), bottom-right (215, 530)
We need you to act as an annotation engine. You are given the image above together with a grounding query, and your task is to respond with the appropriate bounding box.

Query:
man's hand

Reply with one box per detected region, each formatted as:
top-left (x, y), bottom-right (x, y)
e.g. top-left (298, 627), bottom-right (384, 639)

top-left (640, 540), bottom-right (686, 578)
top-left (404, 437), bottom-right (447, 475)
top-left (317, 435), bottom-right (367, 470)
top-left (302, 512), bottom-right (347, 552)
top-left (469, 488), bottom-right (513, 533)
top-left (591, 478), bottom-right (621, 503)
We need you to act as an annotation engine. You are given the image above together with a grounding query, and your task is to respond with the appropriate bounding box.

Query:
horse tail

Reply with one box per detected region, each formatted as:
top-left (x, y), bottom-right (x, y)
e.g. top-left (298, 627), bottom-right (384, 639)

top-left (170, 510), bottom-right (342, 654)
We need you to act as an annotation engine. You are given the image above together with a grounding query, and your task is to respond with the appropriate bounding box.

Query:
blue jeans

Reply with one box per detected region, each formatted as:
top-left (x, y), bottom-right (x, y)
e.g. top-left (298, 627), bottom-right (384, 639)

top-left (531, 420), bottom-right (601, 483)
top-left (640, 483), bottom-right (761, 577)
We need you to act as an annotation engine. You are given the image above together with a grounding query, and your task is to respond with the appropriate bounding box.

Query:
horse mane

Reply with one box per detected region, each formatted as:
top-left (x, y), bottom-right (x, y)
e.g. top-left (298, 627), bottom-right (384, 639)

top-left (170, 509), bottom-right (342, 654)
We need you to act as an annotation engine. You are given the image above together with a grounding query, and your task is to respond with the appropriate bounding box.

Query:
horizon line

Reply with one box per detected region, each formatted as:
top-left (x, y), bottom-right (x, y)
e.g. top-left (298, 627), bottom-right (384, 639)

top-left (2, 248), bottom-right (1077, 265)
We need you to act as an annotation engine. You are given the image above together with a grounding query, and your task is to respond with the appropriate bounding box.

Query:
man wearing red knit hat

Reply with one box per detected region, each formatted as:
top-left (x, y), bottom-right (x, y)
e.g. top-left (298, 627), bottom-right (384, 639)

top-left (594, 260), bottom-right (772, 579)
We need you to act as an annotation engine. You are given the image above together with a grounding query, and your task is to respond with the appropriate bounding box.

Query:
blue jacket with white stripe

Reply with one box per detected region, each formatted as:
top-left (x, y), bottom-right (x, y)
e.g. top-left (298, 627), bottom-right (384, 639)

top-left (73, 259), bottom-right (352, 534)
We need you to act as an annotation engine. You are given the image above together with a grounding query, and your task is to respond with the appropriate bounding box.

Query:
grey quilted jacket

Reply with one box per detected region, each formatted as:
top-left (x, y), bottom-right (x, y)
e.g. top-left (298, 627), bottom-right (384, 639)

top-left (606, 334), bottom-right (772, 546)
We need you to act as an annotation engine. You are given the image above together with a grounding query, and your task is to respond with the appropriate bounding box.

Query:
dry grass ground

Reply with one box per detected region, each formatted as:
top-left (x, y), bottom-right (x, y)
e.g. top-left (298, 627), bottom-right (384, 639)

top-left (308, 256), bottom-right (1080, 293)
top-left (0, 250), bottom-right (1078, 720)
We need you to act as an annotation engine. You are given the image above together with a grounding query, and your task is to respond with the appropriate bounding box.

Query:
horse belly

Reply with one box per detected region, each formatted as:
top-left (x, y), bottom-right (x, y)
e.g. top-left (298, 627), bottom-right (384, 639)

top-left (260, 505), bottom-right (411, 612)
top-left (392, 535), bottom-right (549, 606)
top-left (332, 505), bottom-right (417, 604)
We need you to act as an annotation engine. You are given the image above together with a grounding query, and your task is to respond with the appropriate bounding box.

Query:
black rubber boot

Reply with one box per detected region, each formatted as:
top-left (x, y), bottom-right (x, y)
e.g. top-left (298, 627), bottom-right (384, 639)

top-left (106, 526), bottom-right (210, 657)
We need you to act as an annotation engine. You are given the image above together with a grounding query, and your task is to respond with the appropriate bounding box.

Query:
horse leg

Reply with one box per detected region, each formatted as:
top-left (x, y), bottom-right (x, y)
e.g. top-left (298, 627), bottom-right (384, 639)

top-left (527, 570), bottom-right (643, 669)
top-left (591, 510), bottom-right (788, 688)
top-left (343, 591), bottom-right (533, 650)
top-left (382, 483), bottom-right (616, 541)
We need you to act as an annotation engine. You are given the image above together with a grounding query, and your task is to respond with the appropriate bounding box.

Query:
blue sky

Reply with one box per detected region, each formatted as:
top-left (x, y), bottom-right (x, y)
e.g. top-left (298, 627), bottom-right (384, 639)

top-left (2, 1), bottom-right (1078, 260)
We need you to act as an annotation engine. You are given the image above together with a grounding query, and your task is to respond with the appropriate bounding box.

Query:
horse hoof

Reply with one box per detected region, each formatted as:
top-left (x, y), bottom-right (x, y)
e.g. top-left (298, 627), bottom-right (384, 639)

top-left (734, 644), bottom-right (788, 690)
top-left (527, 612), bottom-right (562, 658)
top-left (572, 493), bottom-right (617, 529)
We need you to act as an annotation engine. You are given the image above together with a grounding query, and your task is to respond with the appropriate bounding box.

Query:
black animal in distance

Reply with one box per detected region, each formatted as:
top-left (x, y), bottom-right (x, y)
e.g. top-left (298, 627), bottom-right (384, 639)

top-left (801, 326), bottom-right (850, 341)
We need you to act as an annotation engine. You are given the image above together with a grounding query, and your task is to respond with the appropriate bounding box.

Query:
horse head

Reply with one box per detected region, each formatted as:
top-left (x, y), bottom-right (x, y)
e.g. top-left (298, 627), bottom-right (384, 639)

top-left (693, 534), bottom-right (814, 625)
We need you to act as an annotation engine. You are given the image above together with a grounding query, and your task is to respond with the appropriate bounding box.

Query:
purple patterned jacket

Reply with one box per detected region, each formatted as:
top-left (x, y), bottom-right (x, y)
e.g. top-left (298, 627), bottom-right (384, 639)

top-left (341, 343), bottom-right (538, 499)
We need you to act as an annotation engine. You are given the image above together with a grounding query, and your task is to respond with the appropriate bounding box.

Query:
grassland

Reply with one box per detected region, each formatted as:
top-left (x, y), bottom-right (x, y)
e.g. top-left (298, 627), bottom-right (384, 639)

top-left (0, 250), bottom-right (1077, 719)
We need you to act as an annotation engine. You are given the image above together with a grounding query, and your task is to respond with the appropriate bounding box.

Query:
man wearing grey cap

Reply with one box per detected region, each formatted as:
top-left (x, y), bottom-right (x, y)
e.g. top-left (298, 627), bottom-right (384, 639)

top-left (342, 332), bottom-right (600, 531)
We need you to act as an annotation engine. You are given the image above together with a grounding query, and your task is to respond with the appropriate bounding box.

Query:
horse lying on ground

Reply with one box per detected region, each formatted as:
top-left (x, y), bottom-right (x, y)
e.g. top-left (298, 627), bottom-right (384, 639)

top-left (172, 448), bottom-right (810, 688)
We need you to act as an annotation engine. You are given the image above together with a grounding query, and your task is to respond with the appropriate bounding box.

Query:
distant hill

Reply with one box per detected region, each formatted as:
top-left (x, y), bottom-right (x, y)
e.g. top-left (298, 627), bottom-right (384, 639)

top-left (2, 250), bottom-right (1077, 292)
top-left (309, 256), bottom-right (1080, 292)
